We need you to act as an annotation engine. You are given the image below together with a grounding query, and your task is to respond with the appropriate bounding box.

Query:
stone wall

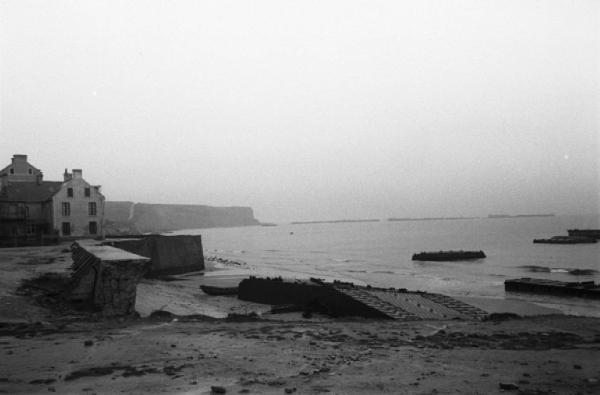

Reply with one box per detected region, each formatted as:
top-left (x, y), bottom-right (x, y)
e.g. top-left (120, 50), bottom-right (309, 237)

top-left (107, 235), bottom-right (205, 276)
top-left (68, 241), bottom-right (150, 315)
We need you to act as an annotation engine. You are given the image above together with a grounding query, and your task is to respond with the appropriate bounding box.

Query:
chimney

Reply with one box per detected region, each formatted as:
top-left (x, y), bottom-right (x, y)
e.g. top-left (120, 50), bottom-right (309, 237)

top-left (72, 169), bottom-right (83, 179)
top-left (12, 154), bottom-right (27, 164)
top-left (63, 168), bottom-right (72, 182)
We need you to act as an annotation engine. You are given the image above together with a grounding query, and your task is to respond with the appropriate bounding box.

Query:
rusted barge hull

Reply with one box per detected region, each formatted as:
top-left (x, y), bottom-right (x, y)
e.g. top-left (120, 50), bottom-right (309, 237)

top-left (505, 278), bottom-right (600, 299)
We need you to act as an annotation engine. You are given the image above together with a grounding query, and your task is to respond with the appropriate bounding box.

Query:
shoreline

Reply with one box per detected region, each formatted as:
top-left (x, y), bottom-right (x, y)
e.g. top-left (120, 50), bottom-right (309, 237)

top-left (1, 244), bottom-right (599, 394)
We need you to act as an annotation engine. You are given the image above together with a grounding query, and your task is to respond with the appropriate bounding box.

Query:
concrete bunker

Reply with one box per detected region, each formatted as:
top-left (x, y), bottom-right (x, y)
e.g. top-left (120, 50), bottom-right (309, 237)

top-left (68, 240), bottom-right (151, 315)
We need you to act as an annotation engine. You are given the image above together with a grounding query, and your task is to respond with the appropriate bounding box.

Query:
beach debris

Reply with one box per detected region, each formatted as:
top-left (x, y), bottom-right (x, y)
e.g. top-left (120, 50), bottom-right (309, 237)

top-left (83, 340), bottom-right (93, 347)
top-left (498, 382), bottom-right (519, 390)
top-left (29, 379), bottom-right (56, 384)
top-left (206, 255), bottom-right (245, 267)
top-left (149, 310), bottom-right (176, 320)
top-left (285, 388), bottom-right (297, 394)
top-left (482, 313), bottom-right (522, 322)
top-left (211, 385), bottom-right (227, 394)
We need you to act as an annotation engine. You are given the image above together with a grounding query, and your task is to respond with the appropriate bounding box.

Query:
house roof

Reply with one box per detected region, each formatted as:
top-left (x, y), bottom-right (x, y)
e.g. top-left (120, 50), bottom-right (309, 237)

top-left (0, 155), bottom-right (41, 176)
top-left (0, 181), bottom-right (63, 202)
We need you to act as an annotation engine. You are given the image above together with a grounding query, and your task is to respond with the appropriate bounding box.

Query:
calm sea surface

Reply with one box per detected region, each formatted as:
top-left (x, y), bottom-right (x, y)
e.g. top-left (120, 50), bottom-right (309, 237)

top-left (171, 215), bottom-right (600, 317)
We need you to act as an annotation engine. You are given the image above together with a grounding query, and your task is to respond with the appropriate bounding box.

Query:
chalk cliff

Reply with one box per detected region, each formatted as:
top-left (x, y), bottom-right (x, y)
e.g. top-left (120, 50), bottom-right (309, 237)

top-left (104, 201), bottom-right (259, 234)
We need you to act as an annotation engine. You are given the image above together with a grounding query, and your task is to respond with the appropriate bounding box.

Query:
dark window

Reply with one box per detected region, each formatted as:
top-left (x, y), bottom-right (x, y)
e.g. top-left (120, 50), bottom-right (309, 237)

top-left (88, 202), bottom-right (97, 216)
top-left (28, 168), bottom-right (32, 174)
top-left (9, 168), bottom-right (14, 174)
top-left (89, 221), bottom-right (97, 235)
top-left (61, 202), bottom-right (70, 216)
top-left (67, 188), bottom-right (73, 197)
top-left (62, 222), bottom-right (71, 236)
top-left (84, 187), bottom-right (90, 197)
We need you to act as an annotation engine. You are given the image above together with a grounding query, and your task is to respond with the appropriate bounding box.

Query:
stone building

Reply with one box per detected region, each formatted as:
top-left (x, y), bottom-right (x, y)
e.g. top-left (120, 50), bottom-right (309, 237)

top-left (0, 154), bottom-right (105, 244)
top-left (0, 154), bottom-right (43, 185)
top-left (53, 168), bottom-right (105, 238)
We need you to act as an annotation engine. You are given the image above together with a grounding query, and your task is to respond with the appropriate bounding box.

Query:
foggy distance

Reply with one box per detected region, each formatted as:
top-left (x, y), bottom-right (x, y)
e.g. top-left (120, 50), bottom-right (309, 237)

top-left (2, 0), bottom-right (598, 222)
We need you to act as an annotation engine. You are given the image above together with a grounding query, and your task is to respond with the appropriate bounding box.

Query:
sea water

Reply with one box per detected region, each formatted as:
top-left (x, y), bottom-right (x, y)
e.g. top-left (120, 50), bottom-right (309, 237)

top-left (171, 215), bottom-right (600, 317)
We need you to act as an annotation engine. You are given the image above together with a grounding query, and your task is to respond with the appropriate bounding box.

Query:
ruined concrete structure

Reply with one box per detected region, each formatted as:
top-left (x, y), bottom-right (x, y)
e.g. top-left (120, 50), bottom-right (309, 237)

top-left (68, 241), bottom-right (150, 315)
top-left (239, 277), bottom-right (390, 318)
top-left (0, 154), bottom-right (105, 245)
top-left (106, 235), bottom-right (205, 276)
top-left (239, 277), bottom-right (488, 320)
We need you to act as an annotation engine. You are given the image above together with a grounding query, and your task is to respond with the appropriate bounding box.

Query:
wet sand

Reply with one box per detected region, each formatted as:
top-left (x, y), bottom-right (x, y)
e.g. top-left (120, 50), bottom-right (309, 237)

top-left (1, 245), bottom-right (599, 394)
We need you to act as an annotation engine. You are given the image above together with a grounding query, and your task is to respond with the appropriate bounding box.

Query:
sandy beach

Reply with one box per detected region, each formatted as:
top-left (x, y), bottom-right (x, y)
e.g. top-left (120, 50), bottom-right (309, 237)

top-left (1, 244), bottom-right (599, 394)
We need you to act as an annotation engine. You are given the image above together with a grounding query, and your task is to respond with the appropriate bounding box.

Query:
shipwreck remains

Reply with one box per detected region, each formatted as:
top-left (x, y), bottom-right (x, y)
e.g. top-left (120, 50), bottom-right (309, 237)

top-left (105, 235), bottom-right (204, 276)
top-left (533, 236), bottom-right (597, 244)
top-left (67, 240), bottom-right (151, 315)
top-left (505, 278), bottom-right (600, 299)
top-left (567, 229), bottom-right (600, 240)
top-left (412, 250), bottom-right (486, 261)
top-left (238, 277), bottom-right (488, 320)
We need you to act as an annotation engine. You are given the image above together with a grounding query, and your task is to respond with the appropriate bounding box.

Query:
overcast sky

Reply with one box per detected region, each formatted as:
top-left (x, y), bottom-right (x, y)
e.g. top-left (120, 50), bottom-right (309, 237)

top-left (1, 0), bottom-right (598, 222)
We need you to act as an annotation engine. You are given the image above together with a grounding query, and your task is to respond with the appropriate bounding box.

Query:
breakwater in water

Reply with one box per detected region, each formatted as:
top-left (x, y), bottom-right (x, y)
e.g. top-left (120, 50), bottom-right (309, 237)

top-left (176, 214), bottom-right (600, 317)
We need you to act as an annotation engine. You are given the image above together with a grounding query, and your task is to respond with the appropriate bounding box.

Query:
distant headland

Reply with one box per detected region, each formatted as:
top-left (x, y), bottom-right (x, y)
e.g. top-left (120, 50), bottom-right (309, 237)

top-left (104, 201), bottom-right (260, 235)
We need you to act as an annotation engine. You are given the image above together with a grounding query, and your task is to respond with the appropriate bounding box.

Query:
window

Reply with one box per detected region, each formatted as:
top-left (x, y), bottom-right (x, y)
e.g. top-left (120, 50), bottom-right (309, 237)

top-left (61, 202), bottom-right (70, 216)
top-left (88, 202), bottom-right (97, 216)
top-left (62, 222), bottom-right (71, 236)
top-left (89, 221), bottom-right (97, 235)
top-left (9, 168), bottom-right (14, 174)
top-left (84, 187), bottom-right (90, 197)
top-left (67, 188), bottom-right (73, 197)
top-left (28, 168), bottom-right (32, 174)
